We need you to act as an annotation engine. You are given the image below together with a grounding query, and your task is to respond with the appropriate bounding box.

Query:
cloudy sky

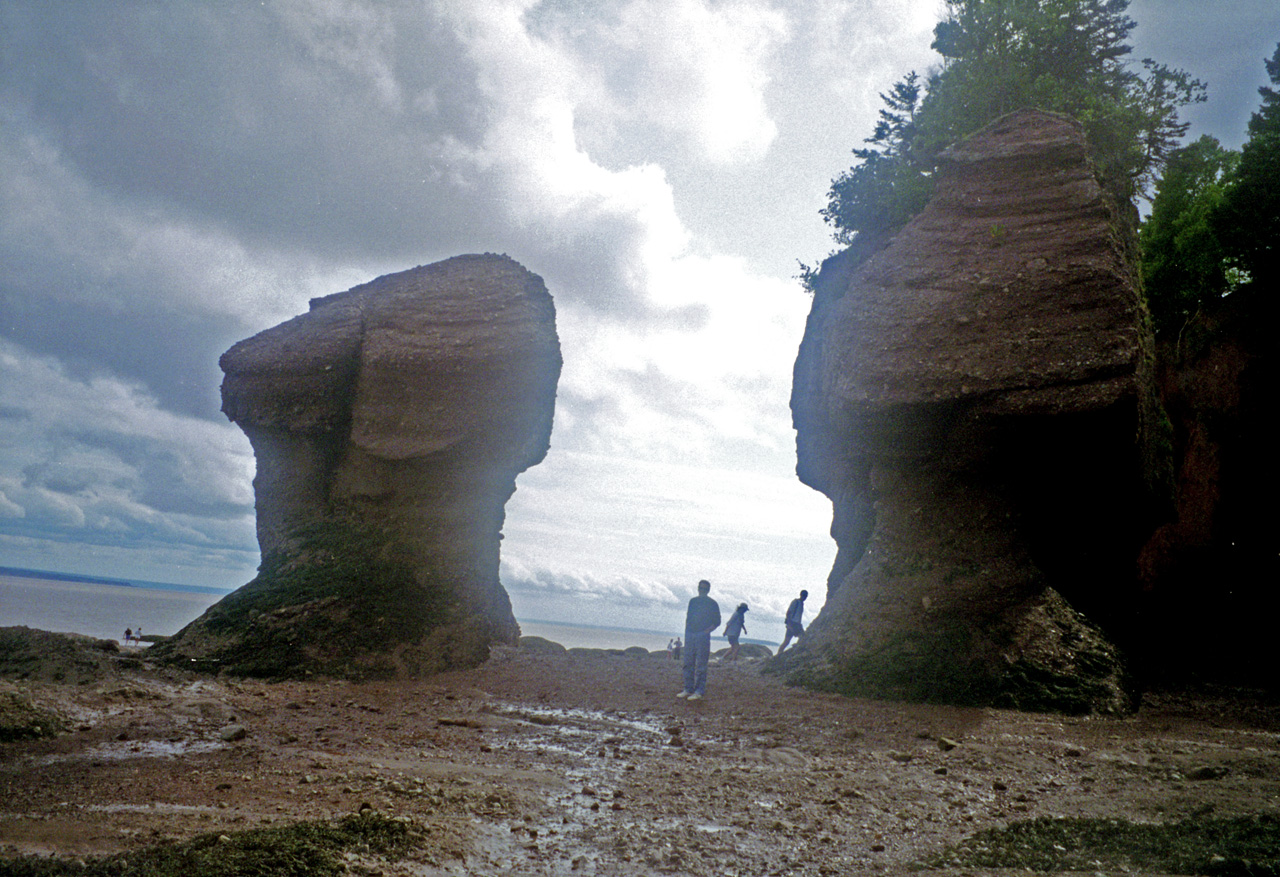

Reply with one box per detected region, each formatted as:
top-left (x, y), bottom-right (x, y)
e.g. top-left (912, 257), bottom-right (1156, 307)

top-left (3, 1), bottom-right (1277, 637)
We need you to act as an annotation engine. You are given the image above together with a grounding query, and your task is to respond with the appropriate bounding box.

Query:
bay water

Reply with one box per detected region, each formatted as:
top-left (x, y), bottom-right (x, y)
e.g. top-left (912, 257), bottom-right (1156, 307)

top-left (1, 569), bottom-right (754, 651)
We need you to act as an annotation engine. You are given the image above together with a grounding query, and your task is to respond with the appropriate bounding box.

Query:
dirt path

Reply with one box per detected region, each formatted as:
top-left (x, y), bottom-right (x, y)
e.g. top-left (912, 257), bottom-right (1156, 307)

top-left (3, 643), bottom-right (1280, 875)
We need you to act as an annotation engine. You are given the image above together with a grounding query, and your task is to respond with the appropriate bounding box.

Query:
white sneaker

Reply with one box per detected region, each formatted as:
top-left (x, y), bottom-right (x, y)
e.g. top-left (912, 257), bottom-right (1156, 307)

top-left (675, 691), bottom-right (690, 699)
top-left (687, 693), bottom-right (703, 701)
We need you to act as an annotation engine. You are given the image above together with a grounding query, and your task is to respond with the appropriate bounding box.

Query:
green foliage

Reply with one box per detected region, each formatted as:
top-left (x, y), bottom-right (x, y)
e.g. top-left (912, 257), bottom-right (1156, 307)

top-left (929, 813), bottom-right (1280, 875)
top-left (778, 621), bottom-right (999, 708)
top-left (154, 516), bottom-right (451, 679)
top-left (1140, 135), bottom-right (1238, 335)
top-left (0, 812), bottom-right (423, 877)
top-left (1214, 42), bottom-right (1280, 290)
top-left (1141, 42), bottom-right (1280, 337)
top-left (822, 0), bottom-right (1204, 245)
top-left (821, 71), bottom-right (934, 245)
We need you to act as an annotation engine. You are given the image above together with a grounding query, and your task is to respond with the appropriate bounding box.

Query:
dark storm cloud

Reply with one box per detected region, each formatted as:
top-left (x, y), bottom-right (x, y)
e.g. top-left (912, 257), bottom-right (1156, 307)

top-left (1, 1), bottom-right (678, 427)
top-left (0, 339), bottom-right (257, 581)
top-left (2, 284), bottom-right (243, 421)
top-left (1, 3), bottom-right (494, 261)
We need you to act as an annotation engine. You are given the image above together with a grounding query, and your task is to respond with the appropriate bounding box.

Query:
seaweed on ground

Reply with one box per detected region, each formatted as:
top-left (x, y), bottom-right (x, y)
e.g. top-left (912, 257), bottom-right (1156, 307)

top-left (0, 812), bottom-right (424, 877)
top-left (928, 813), bottom-right (1280, 875)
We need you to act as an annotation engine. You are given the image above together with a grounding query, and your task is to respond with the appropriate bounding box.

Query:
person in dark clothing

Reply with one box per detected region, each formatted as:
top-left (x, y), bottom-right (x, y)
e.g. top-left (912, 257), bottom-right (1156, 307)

top-left (677, 579), bottom-right (721, 700)
top-left (723, 602), bottom-right (749, 661)
top-left (778, 590), bottom-right (807, 653)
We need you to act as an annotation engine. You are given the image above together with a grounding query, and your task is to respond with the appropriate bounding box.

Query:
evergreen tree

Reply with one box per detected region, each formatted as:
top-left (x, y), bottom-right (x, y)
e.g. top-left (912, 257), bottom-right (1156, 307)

top-left (1140, 136), bottom-right (1238, 336)
top-left (1213, 42), bottom-right (1280, 291)
top-left (820, 71), bottom-right (932, 245)
top-left (821, 0), bottom-right (1204, 249)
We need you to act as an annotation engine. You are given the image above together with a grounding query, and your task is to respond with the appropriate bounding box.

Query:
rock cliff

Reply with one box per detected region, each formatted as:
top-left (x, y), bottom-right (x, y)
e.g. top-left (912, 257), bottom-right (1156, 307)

top-left (1137, 286), bottom-right (1277, 684)
top-left (155, 254), bottom-right (561, 678)
top-left (783, 111), bottom-right (1166, 713)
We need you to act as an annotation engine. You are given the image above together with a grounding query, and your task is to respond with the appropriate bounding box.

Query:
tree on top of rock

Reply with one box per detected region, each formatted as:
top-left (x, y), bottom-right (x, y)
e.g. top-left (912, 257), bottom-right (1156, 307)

top-left (1139, 136), bottom-right (1238, 336)
top-left (1214, 41), bottom-right (1280, 291)
top-left (819, 0), bottom-right (1204, 251)
top-left (1141, 42), bottom-right (1280, 337)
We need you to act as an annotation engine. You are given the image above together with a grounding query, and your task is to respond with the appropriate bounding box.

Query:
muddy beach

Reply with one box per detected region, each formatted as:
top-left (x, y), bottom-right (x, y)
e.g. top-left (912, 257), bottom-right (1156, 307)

top-left (3, 635), bottom-right (1280, 875)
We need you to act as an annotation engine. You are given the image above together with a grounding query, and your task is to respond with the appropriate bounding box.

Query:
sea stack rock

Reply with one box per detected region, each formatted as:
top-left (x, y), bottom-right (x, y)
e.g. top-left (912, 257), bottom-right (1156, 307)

top-left (784, 111), bottom-right (1166, 714)
top-left (156, 254), bottom-right (561, 678)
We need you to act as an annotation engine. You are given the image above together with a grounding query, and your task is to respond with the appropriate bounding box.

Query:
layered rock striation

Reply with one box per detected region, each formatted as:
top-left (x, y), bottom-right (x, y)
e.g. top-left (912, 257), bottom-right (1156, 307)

top-left (156, 254), bottom-right (561, 678)
top-left (783, 110), bottom-right (1166, 713)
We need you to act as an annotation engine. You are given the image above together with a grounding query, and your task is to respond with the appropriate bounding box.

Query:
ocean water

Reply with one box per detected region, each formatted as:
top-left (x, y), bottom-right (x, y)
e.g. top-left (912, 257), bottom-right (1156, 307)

top-left (0, 573), bottom-right (227, 643)
top-left (0, 571), bottom-right (774, 651)
top-left (517, 620), bottom-right (679, 652)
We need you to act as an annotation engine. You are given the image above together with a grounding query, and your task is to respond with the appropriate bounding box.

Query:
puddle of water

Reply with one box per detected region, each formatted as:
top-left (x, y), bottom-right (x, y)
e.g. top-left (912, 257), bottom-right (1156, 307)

top-left (502, 704), bottom-right (666, 737)
top-left (87, 802), bottom-right (221, 815)
top-left (37, 739), bottom-right (223, 766)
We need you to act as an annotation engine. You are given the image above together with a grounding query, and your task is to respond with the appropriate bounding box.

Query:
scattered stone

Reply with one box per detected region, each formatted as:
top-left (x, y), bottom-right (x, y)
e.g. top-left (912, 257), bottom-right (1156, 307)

top-left (937, 736), bottom-right (959, 751)
top-left (1187, 765), bottom-right (1229, 781)
top-left (220, 725), bottom-right (248, 742)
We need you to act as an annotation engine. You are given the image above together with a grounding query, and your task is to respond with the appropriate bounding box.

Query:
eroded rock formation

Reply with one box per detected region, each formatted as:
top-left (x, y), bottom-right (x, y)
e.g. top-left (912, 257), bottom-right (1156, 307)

top-left (156, 254), bottom-right (561, 678)
top-left (783, 111), bottom-right (1168, 713)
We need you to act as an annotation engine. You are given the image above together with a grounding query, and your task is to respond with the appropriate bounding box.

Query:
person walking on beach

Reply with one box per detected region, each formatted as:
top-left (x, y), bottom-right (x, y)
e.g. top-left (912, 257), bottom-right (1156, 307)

top-left (677, 579), bottom-right (721, 701)
top-left (123, 628), bottom-right (132, 645)
top-left (778, 590), bottom-right (807, 653)
top-left (723, 603), bottom-right (749, 661)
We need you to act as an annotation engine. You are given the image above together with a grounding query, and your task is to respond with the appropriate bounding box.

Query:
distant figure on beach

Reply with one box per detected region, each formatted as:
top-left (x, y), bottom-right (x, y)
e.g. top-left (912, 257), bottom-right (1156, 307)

top-left (671, 637), bottom-right (682, 660)
top-left (123, 628), bottom-right (133, 645)
top-left (677, 579), bottom-right (721, 701)
top-left (723, 603), bottom-right (748, 661)
top-left (135, 626), bottom-right (142, 643)
top-left (778, 590), bottom-right (807, 653)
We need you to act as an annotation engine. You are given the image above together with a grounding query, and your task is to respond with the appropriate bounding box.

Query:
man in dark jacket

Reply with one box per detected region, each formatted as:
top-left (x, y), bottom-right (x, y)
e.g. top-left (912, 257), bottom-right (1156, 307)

top-left (677, 579), bottom-right (721, 701)
top-left (778, 590), bottom-right (807, 653)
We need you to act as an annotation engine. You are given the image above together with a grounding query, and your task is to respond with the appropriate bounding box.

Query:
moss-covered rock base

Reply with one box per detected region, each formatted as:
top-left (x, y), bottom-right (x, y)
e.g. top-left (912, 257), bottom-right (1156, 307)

top-left (151, 519), bottom-right (507, 680)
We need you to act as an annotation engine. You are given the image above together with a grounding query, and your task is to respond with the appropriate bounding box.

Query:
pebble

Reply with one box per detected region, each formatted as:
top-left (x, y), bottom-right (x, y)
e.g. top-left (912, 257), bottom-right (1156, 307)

top-left (1187, 765), bottom-right (1229, 781)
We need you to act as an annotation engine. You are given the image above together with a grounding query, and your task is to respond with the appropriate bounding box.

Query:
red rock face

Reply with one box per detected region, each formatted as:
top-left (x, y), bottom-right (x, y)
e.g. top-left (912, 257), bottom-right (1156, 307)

top-left (158, 254), bottom-right (561, 678)
top-left (785, 111), bottom-right (1159, 713)
top-left (1138, 288), bottom-right (1277, 683)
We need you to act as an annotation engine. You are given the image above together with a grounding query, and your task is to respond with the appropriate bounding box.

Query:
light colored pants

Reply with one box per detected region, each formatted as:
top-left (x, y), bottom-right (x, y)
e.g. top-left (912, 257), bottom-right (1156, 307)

top-left (682, 632), bottom-right (711, 695)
